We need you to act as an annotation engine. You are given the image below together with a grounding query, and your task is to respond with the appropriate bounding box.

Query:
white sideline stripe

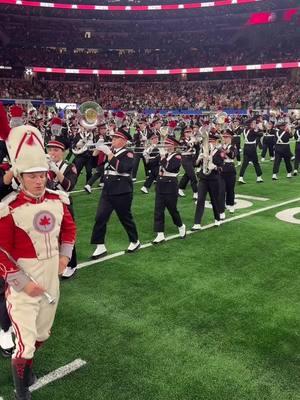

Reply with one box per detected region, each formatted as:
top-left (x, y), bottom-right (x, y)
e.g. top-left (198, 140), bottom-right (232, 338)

top-left (77, 197), bottom-right (300, 270)
top-left (30, 359), bottom-right (87, 392)
top-left (236, 194), bottom-right (269, 201)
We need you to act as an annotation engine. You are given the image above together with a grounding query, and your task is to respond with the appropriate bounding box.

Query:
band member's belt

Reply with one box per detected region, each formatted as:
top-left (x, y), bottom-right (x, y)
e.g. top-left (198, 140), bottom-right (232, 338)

top-left (159, 171), bottom-right (178, 177)
top-left (264, 134), bottom-right (275, 137)
top-left (105, 171), bottom-right (131, 177)
top-left (224, 160), bottom-right (234, 164)
top-left (244, 141), bottom-right (257, 144)
top-left (276, 142), bottom-right (289, 145)
top-left (181, 152), bottom-right (195, 156)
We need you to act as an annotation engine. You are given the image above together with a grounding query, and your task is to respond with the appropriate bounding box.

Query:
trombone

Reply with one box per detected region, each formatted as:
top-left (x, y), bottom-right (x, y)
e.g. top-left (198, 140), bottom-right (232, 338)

top-left (86, 141), bottom-right (185, 154)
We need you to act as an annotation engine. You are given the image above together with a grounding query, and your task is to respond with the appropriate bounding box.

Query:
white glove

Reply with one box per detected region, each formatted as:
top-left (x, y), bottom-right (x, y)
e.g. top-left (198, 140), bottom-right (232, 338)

top-left (96, 144), bottom-right (111, 156)
top-left (95, 139), bottom-right (104, 150)
top-left (159, 148), bottom-right (166, 157)
top-left (48, 160), bottom-right (60, 174)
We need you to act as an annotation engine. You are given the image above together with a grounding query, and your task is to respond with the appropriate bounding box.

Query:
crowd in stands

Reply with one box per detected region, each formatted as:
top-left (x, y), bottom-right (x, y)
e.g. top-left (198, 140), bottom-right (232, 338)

top-left (0, 41), bottom-right (298, 71)
top-left (1, 77), bottom-right (299, 110)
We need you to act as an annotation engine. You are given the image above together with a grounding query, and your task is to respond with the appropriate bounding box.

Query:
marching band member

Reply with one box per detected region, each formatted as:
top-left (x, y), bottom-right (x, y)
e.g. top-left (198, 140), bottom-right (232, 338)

top-left (140, 131), bottom-right (160, 194)
top-left (261, 120), bottom-right (276, 162)
top-left (293, 120), bottom-right (300, 175)
top-left (0, 104), bottom-right (76, 400)
top-left (178, 126), bottom-right (198, 200)
top-left (219, 129), bottom-right (237, 218)
top-left (238, 118), bottom-right (264, 184)
top-left (84, 122), bottom-right (109, 193)
top-left (90, 127), bottom-right (140, 258)
top-left (132, 118), bottom-right (149, 182)
top-left (151, 117), bottom-right (162, 141)
top-left (192, 131), bottom-right (224, 231)
top-left (46, 138), bottom-right (78, 279)
top-left (153, 135), bottom-right (186, 244)
top-left (72, 127), bottom-right (94, 184)
top-left (232, 119), bottom-right (243, 166)
top-left (0, 158), bottom-right (15, 358)
top-left (272, 120), bottom-right (293, 180)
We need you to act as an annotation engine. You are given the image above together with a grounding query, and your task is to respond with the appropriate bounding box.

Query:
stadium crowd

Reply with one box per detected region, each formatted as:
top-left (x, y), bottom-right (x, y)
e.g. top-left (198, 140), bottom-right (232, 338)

top-left (1, 77), bottom-right (299, 110)
top-left (1, 44), bottom-right (298, 71)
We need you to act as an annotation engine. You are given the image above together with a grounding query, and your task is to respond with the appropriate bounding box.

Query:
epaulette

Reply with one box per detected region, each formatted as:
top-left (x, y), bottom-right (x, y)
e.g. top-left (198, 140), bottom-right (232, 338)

top-left (0, 191), bottom-right (18, 218)
top-left (46, 188), bottom-right (70, 205)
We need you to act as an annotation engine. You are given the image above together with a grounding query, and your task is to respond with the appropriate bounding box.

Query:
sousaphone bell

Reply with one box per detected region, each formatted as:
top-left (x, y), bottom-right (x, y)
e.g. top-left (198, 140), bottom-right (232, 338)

top-left (79, 101), bottom-right (104, 130)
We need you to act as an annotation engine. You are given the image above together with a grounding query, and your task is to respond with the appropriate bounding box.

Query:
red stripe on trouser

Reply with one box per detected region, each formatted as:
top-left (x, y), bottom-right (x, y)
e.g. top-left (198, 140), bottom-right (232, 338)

top-left (7, 302), bottom-right (25, 358)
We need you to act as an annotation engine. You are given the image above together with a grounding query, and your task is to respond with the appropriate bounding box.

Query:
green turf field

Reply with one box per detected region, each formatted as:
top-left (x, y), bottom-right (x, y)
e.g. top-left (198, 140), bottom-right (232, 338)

top-left (1, 158), bottom-right (300, 400)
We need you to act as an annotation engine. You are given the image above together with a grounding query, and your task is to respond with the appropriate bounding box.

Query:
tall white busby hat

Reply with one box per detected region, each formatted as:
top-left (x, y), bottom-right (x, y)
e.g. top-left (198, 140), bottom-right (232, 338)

top-left (6, 125), bottom-right (48, 176)
top-left (0, 104), bottom-right (48, 176)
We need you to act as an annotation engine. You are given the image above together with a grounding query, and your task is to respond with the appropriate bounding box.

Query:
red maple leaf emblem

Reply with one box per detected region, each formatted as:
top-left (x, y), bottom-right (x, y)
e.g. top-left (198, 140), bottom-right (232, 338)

top-left (39, 216), bottom-right (51, 226)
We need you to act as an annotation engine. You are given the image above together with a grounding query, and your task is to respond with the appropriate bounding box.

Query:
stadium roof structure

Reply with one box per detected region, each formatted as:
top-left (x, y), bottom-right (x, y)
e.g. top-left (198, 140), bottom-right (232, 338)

top-left (0, 0), bottom-right (267, 12)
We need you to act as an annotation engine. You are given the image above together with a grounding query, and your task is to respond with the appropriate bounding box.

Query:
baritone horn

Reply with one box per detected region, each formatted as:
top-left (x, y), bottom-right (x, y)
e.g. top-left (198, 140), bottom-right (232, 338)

top-left (215, 111), bottom-right (228, 126)
top-left (159, 125), bottom-right (169, 145)
top-left (79, 101), bottom-right (104, 130)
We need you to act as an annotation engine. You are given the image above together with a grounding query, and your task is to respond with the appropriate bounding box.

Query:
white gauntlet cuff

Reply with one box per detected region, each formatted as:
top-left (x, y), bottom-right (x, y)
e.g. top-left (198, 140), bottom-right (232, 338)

top-left (59, 243), bottom-right (73, 259)
top-left (7, 271), bottom-right (31, 292)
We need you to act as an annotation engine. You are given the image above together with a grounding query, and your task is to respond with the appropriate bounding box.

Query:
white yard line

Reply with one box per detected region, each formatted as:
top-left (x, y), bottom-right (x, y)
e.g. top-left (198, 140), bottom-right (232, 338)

top-left (30, 359), bottom-right (87, 392)
top-left (236, 194), bottom-right (269, 201)
top-left (1, 359), bottom-right (86, 400)
top-left (77, 196), bottom-right (300, 270)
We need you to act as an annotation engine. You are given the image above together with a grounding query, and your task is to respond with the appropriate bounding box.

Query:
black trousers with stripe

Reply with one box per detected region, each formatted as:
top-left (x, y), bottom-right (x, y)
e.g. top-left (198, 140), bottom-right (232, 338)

top-left (154, 192), bottom-right (182, 232)
top-left (273, 145), bottom-right (292, 174)
top-left (194, 176), bottom-right (220, 224)
top-left (219, 172), bottom-right (236, 213)
top-left (91, 191), bottom-right (138, 244)
top-left (239, 144), bottom-right (262, 177)
top-left (179, 156), bottom-right (198, 193)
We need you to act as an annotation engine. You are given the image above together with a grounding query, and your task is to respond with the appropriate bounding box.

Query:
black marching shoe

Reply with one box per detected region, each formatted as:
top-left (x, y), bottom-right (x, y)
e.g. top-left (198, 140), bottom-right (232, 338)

top-left (0, 346), bottom-right (14, 358)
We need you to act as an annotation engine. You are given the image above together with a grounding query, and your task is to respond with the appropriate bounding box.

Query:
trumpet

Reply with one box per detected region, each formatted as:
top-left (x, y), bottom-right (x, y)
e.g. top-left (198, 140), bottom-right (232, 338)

top-left (86, 140), bottom-right (112, 151)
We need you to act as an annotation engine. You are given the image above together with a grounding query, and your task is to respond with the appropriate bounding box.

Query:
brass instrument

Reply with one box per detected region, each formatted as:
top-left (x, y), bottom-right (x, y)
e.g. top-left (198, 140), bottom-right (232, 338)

top-left (198, 125), bottom-right (216, 175)
top-left (159, 125), bottom-right (169, 146)
top-left (87, 141), bottom-right (184, 154)
top-left (214, 111), bottom-right (229, 131)
top-left (79, 101), bottom-right (104, 130)
top-left (72, 129), bottom-right (94, 155)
